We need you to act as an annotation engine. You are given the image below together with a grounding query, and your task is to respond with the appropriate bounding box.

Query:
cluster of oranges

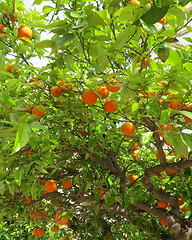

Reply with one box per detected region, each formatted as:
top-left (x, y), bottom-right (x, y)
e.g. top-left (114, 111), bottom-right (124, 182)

top-left (0, 8), bottom-right (32, 42)
top-left (28, 179), bottom-right (72, 237)
top-left (158, 197), bottom-right (189, 226)
top-left (81, 78), bottom-right (121, 113)
top-left (43, 179), bottom-right (73, 193)
top-left (51, 80), bottom-right (73, 98)
top-left (0, 23), bottom-right (32, 42)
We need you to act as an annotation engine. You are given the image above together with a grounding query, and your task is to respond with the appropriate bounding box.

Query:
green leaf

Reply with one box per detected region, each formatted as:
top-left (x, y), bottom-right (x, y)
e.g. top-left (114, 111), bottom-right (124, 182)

top-left (141, 6), bottom-right (169, 25)
top-left (114, 26), bottom-right (136, 50)
top-left (158, 48), bottom-right (170, 62)
top-left (7, 181), bottom-right (15, 196)
top-left (0, 181), bottom-right (4, 191)
top-left (0, 182), bottom-right (5, 195)
top-left (181, 133), bottom-right (192, 151)
top-left (146, 102), bottom-right (160, 117)
top-left (31, 20), bottom-right (48, 28)
top-left (31, 184), bottom-right (39, 200)
top-left (131, 102), bottom-right (139, 112)
top-left (177, 111), bottom-right (192, 119)
top-left (14, 169), bottom-right (23, 186)
top-left (164, 132), bottom-right (188, 157)
top-left (140, 132), bottom-right (153, 145)
top-left (97, 9), bottom-right (111, 24)
top-left (35, 40), bottom-right (55, 49)
top-left (12, 122), bottom-right (31, 154)
top-left (123, 193), bottom-right (130, 208)
top-left (0, 53), bottom-right (5, 71)
top-left (166, 48), bottom-right (182, 66)
top-left (56, 34), bottom-right (74, 47)
top-left (159, 109), bottom-right (170, 125)
top-left (33, 0), bottom-right (44, 5)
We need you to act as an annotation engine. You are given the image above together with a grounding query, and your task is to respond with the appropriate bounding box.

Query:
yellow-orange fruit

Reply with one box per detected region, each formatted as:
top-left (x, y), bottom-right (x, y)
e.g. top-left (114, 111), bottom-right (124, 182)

top-left (106, 78), bottom-right (121, 92)
top-left (5, 64), bottom-right (20, 73)
top-left (32, 105), bottom-right (47, 119)
top-left (121, 122), bottom-right (135, 136)
top-left (45, 179), bottom-right (57, 192)
top-left (128, 174), bottom-right (138, 182)
top-left (82, 89), bottom-right (97, 105)
top-left (18, 26), bottom-right (32, 42)
top-left (56, 215), bottom-right (69, 225)
top-left (104, 99), bottom-right (118, 113)
top-left (168, 98), bottom-right (180, 110)
top-left (0, 24), bottom-right (7, 34)
top-left (51, 225), bottom-right (59, 232)
top-left (178, 197), bottom-right (185, 206)
top-left (158, 16), bottom-right (166, 24)
top-left (96, 188), bottom-right (105, 200)
top-left (96, 86), bottom-right (109, 99)
top-left (160, 219), bottom-right (168, 226)
top-left (30, 211), bottom-right (38, 219)
top-left (62, 179), bottom-right (72, 189)
top-left (157, 202), bottom-right (168, 209)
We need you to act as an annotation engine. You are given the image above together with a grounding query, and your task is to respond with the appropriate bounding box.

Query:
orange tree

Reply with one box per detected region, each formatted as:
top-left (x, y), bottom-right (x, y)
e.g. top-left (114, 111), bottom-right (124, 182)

top-left (0, 0), bottom-right (192, 239)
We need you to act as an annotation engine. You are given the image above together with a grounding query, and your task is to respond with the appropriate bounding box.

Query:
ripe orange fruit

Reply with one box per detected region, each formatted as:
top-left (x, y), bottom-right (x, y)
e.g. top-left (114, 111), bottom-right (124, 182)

top-left (183, 102), bottom-right (192, 111)
top-left (18, 26), bottom-right (32, 42)
top-left (5, 64), bottom-right (20, 73)
top-left (56, 215), bottom-right (69, 225)
top-left (132, 152), bottom-right (139, 160)
top-left (45, 179), bottom-right (57, 192)
top-left (128, 0), bottom-right (141, 6)
top-left (157, 124), bottom-right (175, 138)
top-left (131, 143), bottom-right (139, 151)
top-left (159, 219), bottom-right (168, 226)
top-left (157, 202), bottom-right (168, 209)
top-left (51, 225), bottom-right (59, 232)
top-left (3, 8), bottom-right (18, 22)
top-left (104, 99), bottom-right (118, 113)
top-left (82, 89), bottom-right (98, 105)
top-left (54, 212), bottom-right (62, 221)
top-left (168, 98), bottom-right (180, 110)
top-left (62, 179), bottom-right (72, 189)
top-left (0, 24), bottom-right (7, 34)
top-left (29, 77), bottom-right (43, 88)
top-left (41, 213), bottom-right (47, 218)
top-left (32, 228), bottom-right (39, 237)
top-left (166, 169), bottom-right (177, 175)
top-left (121, 122), bottom-right (135, 136)
top-left (62, 237), bottom-right (69, 240)
top-left (22, 197), bottom-right (32, 205)
top-left (158, 16), bottom-right (166, 24)
top-left (106, 78), bottom-right (121, 92)
top-left (51, 86), bottom-right (64, 97)
top-left (37, 228), bottom-right (45, 236)
top-left (184, 115), bottom-right (192, 123)
top-left (178, 197), bottom-right (185, 206)
top-left (65, 83), bottom-right (73, 90)
top-left (155, 150), bottom-right (166, 160)
top-left (180, 205), bottom-right (189, 212)
top-left (96, 86), bottom-right (109, 99)
top-left (30, 211), bottom-right (38, 219)
top-left (128, 174), bottom-right (138, 182)
top-left (96, 188), bottom-right (105, 200)
top-left (32, 105), bottom-right (47, 119)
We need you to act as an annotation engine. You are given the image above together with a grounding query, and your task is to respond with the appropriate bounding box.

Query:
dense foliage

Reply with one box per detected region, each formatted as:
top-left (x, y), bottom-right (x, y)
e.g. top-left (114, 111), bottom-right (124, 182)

top-left (0, 0), bottom-right (192, 239)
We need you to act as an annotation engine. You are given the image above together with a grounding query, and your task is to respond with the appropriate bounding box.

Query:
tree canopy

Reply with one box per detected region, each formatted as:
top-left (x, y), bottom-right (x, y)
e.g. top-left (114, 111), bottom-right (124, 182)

top-left (0, 0), bottom-right (192, 239)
